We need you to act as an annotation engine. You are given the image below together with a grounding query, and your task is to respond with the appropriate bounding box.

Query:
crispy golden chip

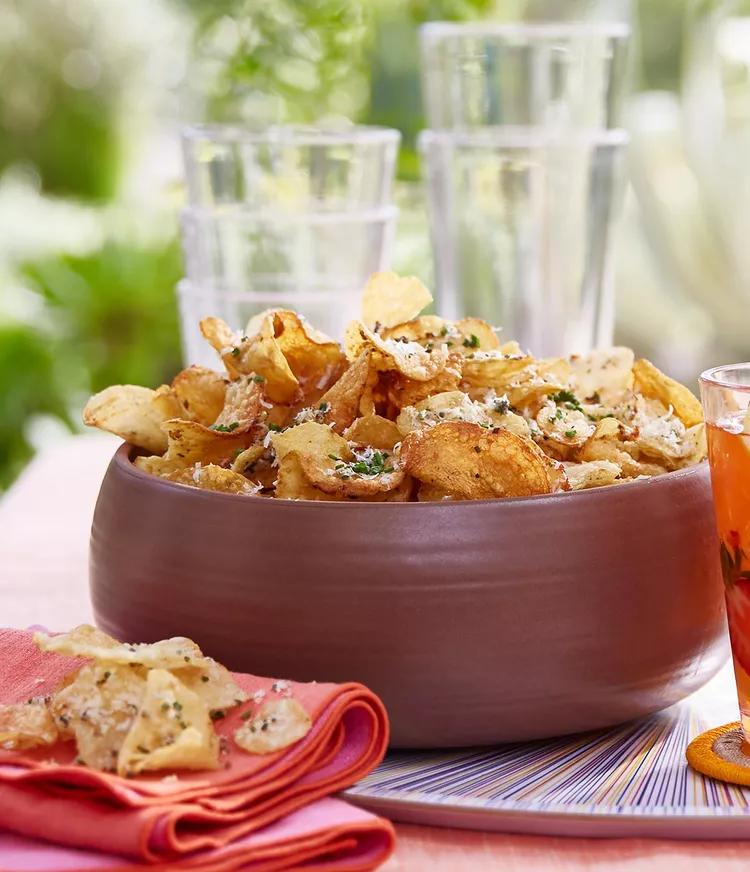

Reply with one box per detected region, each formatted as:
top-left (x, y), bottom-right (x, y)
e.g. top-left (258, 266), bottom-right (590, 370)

top-left (36, 627), bottom-right (206, 670)
top-left (172, 659), bottom-right (247, 715)
top-left (0, 701), bottom-right (58, 750)
top-left (417, 482), bottom-right (455, 502)
top-left (345, 321), bottom-right (450, 382)
top-left (536, 403), bottom-right (596, 456)
top-left (162, 419), bottom-right (260, 467)
top-left (275, 453), bottom-right (343, 501)
top-left (454, 318), bottom-right (501, 352)
top-left (117, 669), bottom-right (219, 777)
top-left (362, 272), bottom-right (433, 329)
top-left (171, 366), bottom-right (228, 426)
top-left (386, 351), bottom-right (463, 410)
top-left (632, 358), bottom-right (703, 428)
top-left (381, 315), bottom-right (454, 344)
top-left (82, 385), bottom-right (172, 454)
top-left (151, 385), bottom-right (189, 422)
top-left (211, 375), bottom-right (266, 431)
top-left (230, 444), bottom-right (266, 476)
top-left (134, 455), bottom-right (186, 477)
top-left (298, 449), bottom-right (405, 499)
top-left (271, 421), bottom-right (352, 465)
top-left (396, 391), bottom-right (493, 436)
top-left (51, 662), bottom-right (147, 771)
top-left (234, 698), bottom-right (312, 755)
top-left (344, 415), bottom-right (402, 451)
top-left (157, 464), bottom-right (261, 496)
top-left (462, 355), bottom-right (571, 408)
top-left (400, 422), bottom-right (552, 500)
top-left (310, 349), bottom-right (372, 434)
top-left (569, 348), bottom-right (634, 405)
top-left (563, 460), bottom-right (621, 490)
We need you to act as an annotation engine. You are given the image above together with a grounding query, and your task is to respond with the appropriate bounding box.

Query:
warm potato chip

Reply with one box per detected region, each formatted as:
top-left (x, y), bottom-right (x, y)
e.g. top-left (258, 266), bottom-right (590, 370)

top-left (234, 698), bottom-right (312, 755)
top-left (563, 460), bottom-right (621, 490)
top-left (36, 627), bottom-right (206, 670)
top-left (51, 662), bottom-right (147, 771)
top-left (117, 669), bottom-right (219, 777)
top-left (172, 659), bottom-right (248, 715)
top-left (230, 444), bottom-right (267, 476)
top-left (417, 482), bottom-right (455, 501)
top-left (301, 349), bottom-right (372, 434)
top-left (386, 351), bottom-right (463, 410)
top-left (0, 701), bottom-right (58, 750)
top-left (345, 321), bottom-right (450, 381)
top-left (298, 448), bottom-right (405, 499)
top-left (361, 272), bottom-right (433, 329)
top-left (211, 375), bottom-right (266, 431)
top-left (134, 456), bottom-right (186, 477)
top-left (632, 358), bottom-right (703, 428)
top-left (569, 348), bottom-right (634, 405)
top-left (275, 453), bottom-right (343, 501)
top-left (400, 422), bottom-right (552, 500)
top-left (535, 402), bottom-right (596, 456)
top-left (151, 385), bottom-right (189, 422)
top-left (171, 366), bottom-right (228, 426)
top-left (396, 391), bottom-right (493, 435)
top-left (162, 419), bottom-right (260, 467)
top-left (454, 318), bottom-right (501, 353)
top-left (381, 315), bottom-right (454, 344)
top-left (271, 421), bottom-right (352, 465)
top-left (157, 464), bottom-right (261, 496)
top-left (462, 355), bottom-right (571, 408)
top-left (82, 385), bottom-right (172, 454)
top-left (344, 415), bottom-right (402, 451)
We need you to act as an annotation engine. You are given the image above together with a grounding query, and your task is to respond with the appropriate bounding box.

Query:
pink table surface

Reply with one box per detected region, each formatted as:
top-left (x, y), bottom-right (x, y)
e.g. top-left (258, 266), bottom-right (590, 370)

top-left (1, 434), bottom-right (748, 871)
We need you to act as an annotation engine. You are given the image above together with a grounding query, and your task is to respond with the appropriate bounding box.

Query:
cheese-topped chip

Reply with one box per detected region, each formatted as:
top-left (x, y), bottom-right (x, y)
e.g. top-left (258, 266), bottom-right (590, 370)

top-left (82, 385), bottom-right (172, 454)
top-left (362, 272), bottom-right (433, 329)
top-left (0, 701), bottom-right (58, 750)
top-left (234, 698), bottom-right (312, 755)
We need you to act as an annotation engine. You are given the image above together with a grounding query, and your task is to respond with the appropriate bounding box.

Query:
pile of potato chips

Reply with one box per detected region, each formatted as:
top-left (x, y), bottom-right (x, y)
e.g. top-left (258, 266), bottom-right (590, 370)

top-left (83, 273), bottom-right (707, 502)
top-left (0, 626), bottom-right (311, 775)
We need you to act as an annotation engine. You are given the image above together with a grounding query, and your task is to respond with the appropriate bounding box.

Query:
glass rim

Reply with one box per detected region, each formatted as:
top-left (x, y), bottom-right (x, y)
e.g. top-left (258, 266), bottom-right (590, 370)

top-left (699, 363), bottom-right (750, 391)
top-left (180, 204), bottom-right (399, 225)
top-left (418, 127), bottom-right (629, 150)
top-left (181, 123), bottom-right (402, 147)
top-left (419, 20), bottom-right (631, 41)
top-left (176, 278), bottom-right (373, 300)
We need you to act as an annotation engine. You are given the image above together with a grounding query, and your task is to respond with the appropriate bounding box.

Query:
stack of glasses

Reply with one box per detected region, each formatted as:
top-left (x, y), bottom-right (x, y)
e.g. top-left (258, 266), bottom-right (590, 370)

top-left (178, 124), bottom-right (401, 367)
top-left (419, 22), bottom-right (631, 357)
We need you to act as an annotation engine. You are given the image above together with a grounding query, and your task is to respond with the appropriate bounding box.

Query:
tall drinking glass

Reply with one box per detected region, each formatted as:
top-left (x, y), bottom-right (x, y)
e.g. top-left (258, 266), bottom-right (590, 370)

top-left (419, 128), bottom-right (628, 356)
top-left (700, 365), bottom-right (750, 748)
top-left (420, 22), bottom-right (630, 131)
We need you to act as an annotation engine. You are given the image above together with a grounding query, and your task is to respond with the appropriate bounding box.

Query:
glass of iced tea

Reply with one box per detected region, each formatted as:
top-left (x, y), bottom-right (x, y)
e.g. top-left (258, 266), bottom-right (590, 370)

top-left (700, 364), bottom-right (750, 745)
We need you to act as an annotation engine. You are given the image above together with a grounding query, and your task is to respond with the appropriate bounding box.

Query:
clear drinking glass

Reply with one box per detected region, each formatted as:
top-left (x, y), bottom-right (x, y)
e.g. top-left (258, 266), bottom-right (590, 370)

top-left (181, 124), bottom-right (401, 210)
top-left (700, 365), bottom-right (750, 749)
top-left (419, 128), bottom-right (628, 357)
top-left (419, 22), bottom-right (630, 131)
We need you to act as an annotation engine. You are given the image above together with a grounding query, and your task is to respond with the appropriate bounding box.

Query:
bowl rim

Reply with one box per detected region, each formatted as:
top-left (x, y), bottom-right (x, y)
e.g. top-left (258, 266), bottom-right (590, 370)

top-left (113, 443), bottom-right (707, 510)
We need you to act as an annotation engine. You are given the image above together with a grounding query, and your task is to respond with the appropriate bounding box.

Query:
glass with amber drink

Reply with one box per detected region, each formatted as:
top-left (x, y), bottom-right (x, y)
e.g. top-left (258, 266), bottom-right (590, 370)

top-left (700, 364), bottom-right (750, 745)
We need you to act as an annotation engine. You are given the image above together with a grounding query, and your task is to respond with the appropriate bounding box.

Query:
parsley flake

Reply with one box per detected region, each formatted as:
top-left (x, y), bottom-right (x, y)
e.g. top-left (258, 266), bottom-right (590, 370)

top-left (210, 422), bottom-right (239, 432)
top-left (268, 423), bottom-right (282, 432)
top-left (463, 334), bottom-right (480, 348)
top-left (253, 374), bottom-right (266, 383)
top-left (564, 429), bottom-right (577, 438)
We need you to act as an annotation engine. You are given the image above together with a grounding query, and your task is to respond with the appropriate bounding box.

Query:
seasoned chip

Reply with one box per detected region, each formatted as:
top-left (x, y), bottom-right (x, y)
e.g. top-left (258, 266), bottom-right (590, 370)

top-left (211, 374), bottom-right (266, 431)
top-left (200, 317), bottom-right (244, 377)
top-left (396, 391), bottom-right (493, 436)
top-left (156, 464), bottom-right (261, 496)
top-left (362, 272), bottom-right (433, 329)
top-left (51, 662), bottom-right (147, 771)
top-left (344, 415), bottom-right (402, 451)
top-left (275, 453), bottom-right (344, 501)
top-left (36, 627), bottom-right (206, 670)
top-left (171, 366), bottom-right (228, 426)
top-left (162, 419), bottom-right (260, 467)
top-left (230, 444), bottom-right (266, 476)
top-left (117, 669), bottom-right (219, 777)
top-left (386, 351), bottom-right (464, 410)
top-left (134, 456), bottom-right (186, 477)
top-left (454, 318), bottom-right (501, 352)
top-left (400, 422), bottom-right (553, 500)
top-left (82, 385), bottom-right (172, 454)
top-left (234, 698), bottom-right (312, 755)
top-left (632, 358), bottom-right (703, 428)
top-left (172, 659), bottom-right (248, 715)
top-left (417, 482), bottom-right (455, 502)
top-left (345, 321), bottom-right (450, 381)
top-left (0, 701), bottom-right (58, 750)
top-left (569, 348), bottom-right (634, 405)
top-left (298, 448), bottom-right (405, 499)
top-left (535, 402), bottom-right (596, 456)
top-left (381, 315), bottom-right (454, 344)
top-left (563, 460), bottom-right (621, 490)
top-left (311, 349), bottom-right (372, 434)
top-left (462, 355), bottom-right (571, 408)
top-left (151, 385), bottom-right (189, 422)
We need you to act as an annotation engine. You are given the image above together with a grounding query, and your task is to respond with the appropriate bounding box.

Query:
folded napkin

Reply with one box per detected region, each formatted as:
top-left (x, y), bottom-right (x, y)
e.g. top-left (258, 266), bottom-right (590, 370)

top-left (0, 629), bottom-right (394, 871)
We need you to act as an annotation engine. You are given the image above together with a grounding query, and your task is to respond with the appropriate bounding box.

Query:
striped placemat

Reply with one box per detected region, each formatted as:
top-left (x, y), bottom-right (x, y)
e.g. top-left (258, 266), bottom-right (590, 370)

top-left (344, 664), bottom-right (750, 837)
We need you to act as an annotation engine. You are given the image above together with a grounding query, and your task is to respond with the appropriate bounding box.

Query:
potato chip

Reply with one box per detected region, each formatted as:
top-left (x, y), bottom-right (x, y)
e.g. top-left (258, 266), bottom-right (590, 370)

top-left (563, 460), bottom-right (621, 490)
top-left (535, 402), bottom-right (596, 456)
top-left (211, 374), bottom-right (266, 430)
top-left (301, 349), bottom-right (372, 434)
top-left (36, 626), bottom-right (206, 670)
top-left (462, 355), bottom-right (571, 408)
top-left (400, 422), bottom-right (552, 500)
top-left (381, 315), bottom-right (454, 344)
top-left (275, 453), bottom-right (342, 501)
top-left (569, 348), bottom-right (634, 405)
top-left (172, 659), bottom-right (248, 715)
top-left (345, 321), bottom-right (450, 382)
top-left (171, 366), bottom-right (228, 426)
top-left (230, 444), bottom-right (266, 476)
top-left (344, 415), bottom-right (401, 451)
top-left (151, 385), bottom-right (189, 422)
top-left (271, 421), bottom-right (351, 465)
top-left (51, 662), bottom-right (147, 771)
top-left (417, 482), bottom-right (455, 502)
top-left (162, 420), bottom-right (260, 467)
top-left (396, 391), bottom-right (493, 435)
top-left (117, 669), bottom-right (219, 777)
top-left (361, 272), bottom-right (433, 329)
top-left (297, 448), bottom-right (405, 500)
top-left (134, 456), bottom-right (185, 477)
top-left (234, 698), bottom-right (312, 755)
top-left (632, 358), bottom-right (703, 428)
top-left (82, 385), bottom-right (172, 454)
top-left (454, 318), bottom-right (501, 353)
top-left (0, 701), bottom-right (58, 750)
top-left (157, 464), bottom-right (261, 496)
top-left (386, 351), bottom-right (464, 410)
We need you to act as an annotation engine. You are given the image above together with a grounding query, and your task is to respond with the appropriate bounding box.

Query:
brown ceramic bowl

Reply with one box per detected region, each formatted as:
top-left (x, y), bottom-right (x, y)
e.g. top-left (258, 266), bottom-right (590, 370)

top-left (90, 444), bottom-right (728, 748)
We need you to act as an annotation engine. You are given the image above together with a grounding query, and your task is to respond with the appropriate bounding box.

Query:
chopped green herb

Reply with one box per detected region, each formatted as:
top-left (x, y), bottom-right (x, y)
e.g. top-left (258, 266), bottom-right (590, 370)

top-left (253, 374), bottom-right (266, 383)
top-left (268, 423), bottom-right (282, 432)
top-left (210, 710), bottom-right (225, 720)
top-left (173, 701), bottom-right (183, 712)
top-left (446, 341), bottom-right (453, 347)
top-left (231, 347), bottom-right (240, 357)
top-left (233, 448), bottom-right (245, 460)
top-left (493, 397), bottom-right (510, 415)
top-left (335, 450), bottom-right (393, 478)
top-left (564, 430), bottom-right (577, 438)
top-left (137, 745), bottom-right (150, 754)
top-left (161, 702), bottom-right (170, 712)
top-left (241, 710), bottom-right (253, 720)
top-left (551, 390), bottom-right (583, 412)
top-left (183, 656), bottom-right (190, 662)
top-left (473, 445), bottom-right (481, 453)
top-left (319, 402), bottom-right (329, 412)
top-left (440, 326), bottom-right (449, 336)
top-left (201, 676), bottom-right (209, 683)
top-left (555, 408), bottom-right (564, 420)
top-left (211, 422), bottom-right (240, 432)
top-left (463, 334), bottom-right (480, 348)
top-left (327, 454), bottom-right (340, 461)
